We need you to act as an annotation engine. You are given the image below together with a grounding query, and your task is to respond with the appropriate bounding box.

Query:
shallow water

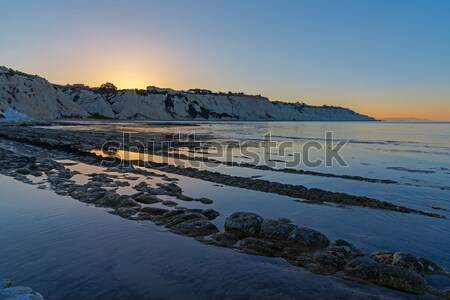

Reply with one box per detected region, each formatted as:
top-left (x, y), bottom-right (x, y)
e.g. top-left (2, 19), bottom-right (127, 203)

top-left (0, 175), bottom-right (432, 300)
top-left (2, 121), bottom-right (450, 298)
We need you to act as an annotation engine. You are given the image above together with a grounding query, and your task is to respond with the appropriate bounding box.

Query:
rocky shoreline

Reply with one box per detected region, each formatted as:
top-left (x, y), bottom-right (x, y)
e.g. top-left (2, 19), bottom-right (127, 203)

top-left (0, 125), bottom-right (444, 218)
top-left (0, 124), bottom-right (449, 298)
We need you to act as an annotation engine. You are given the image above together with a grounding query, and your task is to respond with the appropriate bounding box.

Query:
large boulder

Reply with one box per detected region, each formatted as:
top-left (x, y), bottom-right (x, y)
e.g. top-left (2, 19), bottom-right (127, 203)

top-left (259, 219), bottom-right (297, 239)
top-left (168, 217), bottom-right (219, 237)
top-left (288, 227), bottom-right (330, 250)
top-left (132, 193), bottom-right (161, 204)
top-left (240, 237), bottom-right (285, 256)
top-left (224, 212), bottom-right (264, 237)
top-left (344, 260), bottom-right (429, 294)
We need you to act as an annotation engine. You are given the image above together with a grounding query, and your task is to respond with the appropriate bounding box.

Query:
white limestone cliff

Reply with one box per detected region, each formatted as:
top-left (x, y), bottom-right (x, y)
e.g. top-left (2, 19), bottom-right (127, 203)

top-left (0, 67), bottom-right (88, 120)
top-left (0, 66), bottom-right (375, 121)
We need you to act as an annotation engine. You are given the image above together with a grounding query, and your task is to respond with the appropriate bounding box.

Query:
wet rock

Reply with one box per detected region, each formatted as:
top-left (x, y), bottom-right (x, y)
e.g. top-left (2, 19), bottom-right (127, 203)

top-left (201, 209), bottom-right (220, 220)
top-left (370, 251), bottom-right (394, 265)
top-left (224, 212), bottom-right (264, 237)
top-left (123, 176), bottom-right (139, 181)
top-left (113, 206), bottom-right (140, 218)
top-left (162, 209), bottom-right (186, 218)
top-left (132, 193), bottom-right (160, 204)
top-left (419, 257), bottom-right (446, 275)
top-left (311, 253), bottom-right (346, 275)
top-left (169, 217), bottom-right (219, 237)
top-left (30, 170), bottom-right (43, 177)
top-left (140, 207), bottom-right (169, 216)
top-left (392, 252), bottom-right (425, 275)
top-left (95, 192), bottom-right (120, 207)
top-left (344, 260), bottom-right (429, 294)
top-left (133, 182), bottom-right (149, 192)
top-left (117, 195), bottom-right (141, 208)
top-left (90, 173), bottom-right (114, 183)
top-left (164, 212), bottom-right (207, 228)
top-left (210, 232), bottom-right (239, 247)
top-left (157, 182), bottom-right (182, 194)
top-left (198, 197), bottom-right (213, 204)
top-left (288, 227), bottom-right (330, 250)
top-left (115, 181), bottom-right (130, 187)
top-left (240, 237), bottom-right (285, 256)
top-left (162, 200), bottom-right (178, 207)
top-left (371, 251), bottom-right (447, 276)
top-left (328, 239), bottom-right (363, 259)
top-left (175, 194), bottom-right (193, 201)
top-left (16, 168), bottom-right (30, 175)
top-left (259, 219), bottom-right (297, 240)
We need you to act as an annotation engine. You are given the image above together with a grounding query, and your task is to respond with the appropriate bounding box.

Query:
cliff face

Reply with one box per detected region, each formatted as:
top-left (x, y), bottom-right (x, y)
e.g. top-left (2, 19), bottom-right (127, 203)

top-left (0, 67), bottom-right (88, 120)
top-left (0, 66), bottom-right (375, 121)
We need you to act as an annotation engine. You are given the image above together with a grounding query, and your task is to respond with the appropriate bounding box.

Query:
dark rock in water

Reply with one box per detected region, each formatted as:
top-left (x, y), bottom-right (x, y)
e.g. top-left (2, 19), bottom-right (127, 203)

top-left (344, 260), bottom-right (429, 294)
top-left (210, 232), bottom-right (239, 247)
top-left (113, 206), bottom-right (140, 218)
top-left (371, 251), bottom-right (447, 276)
top-left (175, 194), bottom-right (193, 201)
top-left (240, 237), bottom-right (285, 256)
top-left (115, 180), bottom-right (130, 187)
top-left (201, 209), bottom-right (220, 220)
top-left (162, 209), bottom-right (186, 219)
top-left (328, 239), bottom-right (363, 260)
top-left (117, 195), bottom-right (141, 208)
top-left (259, 219), bottom-right (297, 240)
top-left (133, 181), bottom-right (149, 192)
top-left (288, 227), bottom-right (330, 250)
top-left (162, 200), bottom-right (178, 207)
top-left (164, 212), bottom-right (207, 228)
top-left (16, 168), bottom-right (30, 175)
top-left (370, 251), bottom-right (394, 265)
top-left (140, 207), bottom-right (169, 216)
top-left (198, 197), bottom-right (213, 204)
top-left (419, 257), bottom-right (446, 275)
top-left (169, 218), bottom-right (219, 237)
top-left (133, 193), bottom-right (160, 204)
top-left (95, 192), bottom-right (120, 207)
top-left (224, 212), bottom-right (264, 237)
top-left (392, 252), bottom-right (425, 275)
top-left (312, 253), bottom-right (346, 275)
top-left (90, 173), bottom-right (114, 183)
top-left (157, 182), bottom-right (182, 194)
top-left (30, 170), bottom-right (43, 177)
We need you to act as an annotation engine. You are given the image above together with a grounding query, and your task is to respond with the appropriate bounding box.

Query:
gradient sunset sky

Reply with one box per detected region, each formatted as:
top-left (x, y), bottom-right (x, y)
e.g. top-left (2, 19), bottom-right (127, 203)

top-left (1, 0), bottom-right (449, 121)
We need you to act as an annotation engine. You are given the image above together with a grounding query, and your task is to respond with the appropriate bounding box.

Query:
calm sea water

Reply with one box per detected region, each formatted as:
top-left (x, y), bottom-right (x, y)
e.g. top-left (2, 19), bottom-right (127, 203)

top-left (1, 121), bottom-right (449, 299)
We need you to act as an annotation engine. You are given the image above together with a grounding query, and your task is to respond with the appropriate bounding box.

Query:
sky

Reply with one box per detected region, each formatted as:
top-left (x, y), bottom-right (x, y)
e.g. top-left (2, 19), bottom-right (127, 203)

top-left (1, 0), bottom-right (449, 121)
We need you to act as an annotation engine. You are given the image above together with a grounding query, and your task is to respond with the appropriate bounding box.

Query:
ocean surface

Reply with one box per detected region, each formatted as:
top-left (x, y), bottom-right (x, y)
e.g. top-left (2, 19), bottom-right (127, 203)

top-left (1, 121), bottom-right (449, 299)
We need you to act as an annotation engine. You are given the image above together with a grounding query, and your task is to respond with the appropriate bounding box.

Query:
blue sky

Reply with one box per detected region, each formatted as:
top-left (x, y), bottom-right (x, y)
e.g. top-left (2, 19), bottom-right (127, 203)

top-left (1, 0), bottom-right (449, 120)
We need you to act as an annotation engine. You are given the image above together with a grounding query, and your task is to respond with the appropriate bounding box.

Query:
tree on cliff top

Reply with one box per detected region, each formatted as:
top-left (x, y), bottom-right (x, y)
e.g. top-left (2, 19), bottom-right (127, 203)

top-left (98, 82), bottom-right (118, 103)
